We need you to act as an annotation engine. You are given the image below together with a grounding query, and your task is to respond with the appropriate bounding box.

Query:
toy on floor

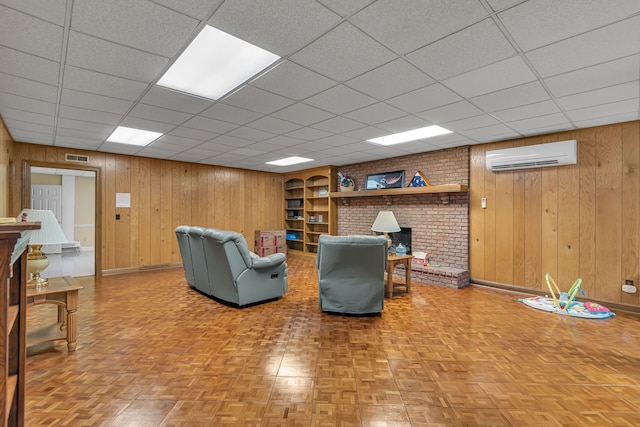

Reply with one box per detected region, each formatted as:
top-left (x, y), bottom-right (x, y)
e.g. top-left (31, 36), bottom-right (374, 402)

top-left (518, 273), bottom-right (615, 319)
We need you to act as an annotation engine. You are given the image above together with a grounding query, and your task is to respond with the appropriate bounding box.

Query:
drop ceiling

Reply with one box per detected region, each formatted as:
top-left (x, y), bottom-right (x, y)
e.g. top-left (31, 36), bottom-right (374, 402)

top-left (0, 0), bottom-right (639, 173)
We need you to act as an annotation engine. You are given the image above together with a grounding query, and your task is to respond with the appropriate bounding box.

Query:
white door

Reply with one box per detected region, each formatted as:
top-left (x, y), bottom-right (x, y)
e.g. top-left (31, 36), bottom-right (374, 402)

top-left (31, 185), bottom-right (63, 220)
top-left (31, 185), bottom-right (64, 253)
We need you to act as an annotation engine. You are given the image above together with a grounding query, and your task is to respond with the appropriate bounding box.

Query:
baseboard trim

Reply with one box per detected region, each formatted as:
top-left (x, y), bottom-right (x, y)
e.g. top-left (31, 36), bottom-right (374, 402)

top-left (471, 278), bottom-right (640, 315)
top-left (102, 262), bottom-right (182, 276)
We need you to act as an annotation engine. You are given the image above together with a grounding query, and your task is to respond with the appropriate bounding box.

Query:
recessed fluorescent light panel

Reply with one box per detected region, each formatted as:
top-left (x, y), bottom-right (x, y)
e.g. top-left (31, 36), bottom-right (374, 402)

top-left (107, 126), bottom-right (163, 146)
top-left (266, 156), bottom-right (314, 166)
top-left (367, 125), bottom-right (452, 146)
top-left (157, 25), bottom-right (280, 100)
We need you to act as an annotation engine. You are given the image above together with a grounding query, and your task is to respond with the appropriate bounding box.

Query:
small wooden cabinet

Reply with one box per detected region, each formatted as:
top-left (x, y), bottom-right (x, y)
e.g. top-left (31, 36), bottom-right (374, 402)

top-left (1, 222), bottom-right (40, 427)
top-left (283, 166), bottom-right (337, 253)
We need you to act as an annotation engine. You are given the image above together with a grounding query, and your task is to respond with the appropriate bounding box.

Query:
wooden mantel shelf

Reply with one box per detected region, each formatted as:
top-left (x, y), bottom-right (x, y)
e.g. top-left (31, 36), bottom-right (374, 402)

top-left (329, 184), bottom-right (468, 198)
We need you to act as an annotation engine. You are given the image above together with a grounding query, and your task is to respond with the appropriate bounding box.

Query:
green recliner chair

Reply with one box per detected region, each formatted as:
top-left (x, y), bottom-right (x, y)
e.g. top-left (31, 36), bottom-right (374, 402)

top-left (316, 234), bottom-right (387, 314)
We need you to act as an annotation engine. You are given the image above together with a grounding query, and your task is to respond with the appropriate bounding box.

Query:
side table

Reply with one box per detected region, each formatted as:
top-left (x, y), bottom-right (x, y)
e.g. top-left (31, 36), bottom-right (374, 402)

top-left (26, 276), bottom-right (83, 352)
top-left (386, 254), bottom-right (413, 297)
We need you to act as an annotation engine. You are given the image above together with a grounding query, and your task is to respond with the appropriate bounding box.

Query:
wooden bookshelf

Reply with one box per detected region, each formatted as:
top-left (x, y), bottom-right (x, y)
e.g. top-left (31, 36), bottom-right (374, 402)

top-left (329, 184), bottom-right (468, 198)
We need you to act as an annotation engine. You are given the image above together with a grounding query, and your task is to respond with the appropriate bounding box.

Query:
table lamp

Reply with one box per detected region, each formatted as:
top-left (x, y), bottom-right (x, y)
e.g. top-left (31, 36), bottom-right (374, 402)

top-left (18, 209), bottom-right (68, 288)
top-left (371, 210), bottom-right (400, 248)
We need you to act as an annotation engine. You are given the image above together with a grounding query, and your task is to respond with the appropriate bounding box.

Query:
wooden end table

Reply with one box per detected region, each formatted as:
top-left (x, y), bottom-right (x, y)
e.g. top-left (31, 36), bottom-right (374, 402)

top-left (386, 254), bottom-right (413, 297)
top-left (26, 276), bottom-right (83, 352)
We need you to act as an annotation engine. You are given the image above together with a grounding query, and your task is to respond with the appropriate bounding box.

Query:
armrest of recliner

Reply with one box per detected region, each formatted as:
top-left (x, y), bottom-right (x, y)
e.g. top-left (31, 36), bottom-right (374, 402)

top-left (251, 252), bottom-right (286, 269)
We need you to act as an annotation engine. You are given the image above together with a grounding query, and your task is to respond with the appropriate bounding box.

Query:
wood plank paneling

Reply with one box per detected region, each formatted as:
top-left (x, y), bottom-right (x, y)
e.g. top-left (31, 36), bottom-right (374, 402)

top-left (595, 125), bottom-right (622, 301)
top-left (9, 142), bottom-right (284, 274)
top-left (469, 145), bottom-right (486, 279)
top-left (622, 122), bottom-right (640, 307)
top-left (578, 128), bottom-right (597, 296)
top-left (471, 121), bottom-right (640, 309)
top-left (556, 132), bottom-right (580, 287)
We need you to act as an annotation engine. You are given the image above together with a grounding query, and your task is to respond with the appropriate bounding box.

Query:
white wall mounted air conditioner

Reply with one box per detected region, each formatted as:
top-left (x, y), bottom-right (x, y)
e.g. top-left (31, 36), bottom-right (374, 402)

top-left (486, 140), bottom-right (577, 171)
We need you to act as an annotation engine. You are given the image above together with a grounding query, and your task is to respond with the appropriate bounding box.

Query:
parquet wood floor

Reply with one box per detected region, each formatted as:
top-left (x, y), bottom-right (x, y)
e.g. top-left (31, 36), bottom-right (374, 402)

top-left (25, 253), bottom-right (640, 426)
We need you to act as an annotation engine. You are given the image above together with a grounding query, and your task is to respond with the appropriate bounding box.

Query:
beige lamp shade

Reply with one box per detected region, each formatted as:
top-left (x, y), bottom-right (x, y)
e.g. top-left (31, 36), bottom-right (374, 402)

top-left (18, 209), bottom-right (68, 287)
top-left (371, 211), bottom-right (400, 248)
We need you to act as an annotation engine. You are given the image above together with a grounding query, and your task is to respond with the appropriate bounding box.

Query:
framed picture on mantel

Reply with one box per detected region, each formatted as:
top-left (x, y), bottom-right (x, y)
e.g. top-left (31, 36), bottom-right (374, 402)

top-left (365, 170), bottom-right (405, 190)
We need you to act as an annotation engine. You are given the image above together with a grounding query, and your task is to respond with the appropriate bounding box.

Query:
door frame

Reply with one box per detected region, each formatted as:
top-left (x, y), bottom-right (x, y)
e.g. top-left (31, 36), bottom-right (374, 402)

top-left (22, 160), bottom-right (102, 277)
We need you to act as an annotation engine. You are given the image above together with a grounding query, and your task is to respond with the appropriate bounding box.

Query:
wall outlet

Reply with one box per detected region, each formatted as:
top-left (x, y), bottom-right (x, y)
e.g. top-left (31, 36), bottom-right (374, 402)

top-left (622, 280), bottom-right (637, 294)
top-left (481, 197), bottom-right (487, 209)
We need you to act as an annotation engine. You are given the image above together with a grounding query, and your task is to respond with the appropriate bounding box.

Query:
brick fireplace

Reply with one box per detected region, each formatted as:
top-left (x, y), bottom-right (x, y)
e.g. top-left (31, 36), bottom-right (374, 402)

top-left (335, 146), bottom-right (469, 271)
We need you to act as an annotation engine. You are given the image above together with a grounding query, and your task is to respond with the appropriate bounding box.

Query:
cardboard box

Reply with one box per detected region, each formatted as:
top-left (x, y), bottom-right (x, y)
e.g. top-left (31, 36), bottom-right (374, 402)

top-left (254, 244), bottom-right (287, 257)
top-left (412, 251), bottom-right (429, 266)
top-left (254, 230), bottom-right (285, 247)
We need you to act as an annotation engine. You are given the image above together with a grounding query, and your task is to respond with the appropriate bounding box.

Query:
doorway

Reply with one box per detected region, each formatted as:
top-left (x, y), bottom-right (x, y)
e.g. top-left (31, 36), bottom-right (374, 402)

top-left (23, 161), bottom-right (101, 277)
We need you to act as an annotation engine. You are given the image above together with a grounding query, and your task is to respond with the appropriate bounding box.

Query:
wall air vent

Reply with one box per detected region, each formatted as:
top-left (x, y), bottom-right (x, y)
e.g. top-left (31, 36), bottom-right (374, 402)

top-left (486, 140), bottom-right (577, 172)
top-left (65, 153), bottom-right (89, 163)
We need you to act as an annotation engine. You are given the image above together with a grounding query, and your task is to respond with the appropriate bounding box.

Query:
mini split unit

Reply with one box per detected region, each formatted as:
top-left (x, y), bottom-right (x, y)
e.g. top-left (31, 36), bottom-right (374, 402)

top-left (486, 140), bottom-right (577, 171)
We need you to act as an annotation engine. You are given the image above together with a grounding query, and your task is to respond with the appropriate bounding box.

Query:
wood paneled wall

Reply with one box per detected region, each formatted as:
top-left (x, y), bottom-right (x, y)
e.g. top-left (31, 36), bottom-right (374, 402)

top-left (470, 121), bottom-right (640, 309)
top-left (10, 142), bottom-right (284, 274)
top-left (0, 119), bottom-right (12, 217)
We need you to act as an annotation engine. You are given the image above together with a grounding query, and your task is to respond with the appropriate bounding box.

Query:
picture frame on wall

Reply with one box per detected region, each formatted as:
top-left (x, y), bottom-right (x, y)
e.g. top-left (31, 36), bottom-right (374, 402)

top-left (365, 170), bottom-right (405, 190)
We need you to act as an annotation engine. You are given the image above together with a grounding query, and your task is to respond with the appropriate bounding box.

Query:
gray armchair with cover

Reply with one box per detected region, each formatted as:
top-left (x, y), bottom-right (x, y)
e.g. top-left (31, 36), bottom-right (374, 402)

top-left (176, 226), bottom-right (288, 307)
top-left (316, 234), bottom-right (388, 314)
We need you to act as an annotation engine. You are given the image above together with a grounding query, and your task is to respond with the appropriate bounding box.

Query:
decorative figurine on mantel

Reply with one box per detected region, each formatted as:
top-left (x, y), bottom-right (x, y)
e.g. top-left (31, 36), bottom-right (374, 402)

top-left (338, 172), bottom-right (355, 192)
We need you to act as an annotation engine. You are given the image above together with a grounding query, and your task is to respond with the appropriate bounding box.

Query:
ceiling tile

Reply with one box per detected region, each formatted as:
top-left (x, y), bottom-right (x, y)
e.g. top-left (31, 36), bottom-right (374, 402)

top-left (182, 115), bottom-right (237, 134)
top-left (222, 85), bottom-right (294, 114)
top-left (210, 0), bottom-right (341, 56)
top-left (491, 100), bottom-right (561, 122)
top-left (345, 58), bottom-right (434, 100)
top-left (290, 22), bottom-right (396, 81)
top-left (407, 18), bottom-right (516, 80)
top-left (0, 107), bottom-right (53, 127)
top-left (151, 0), bottom-right (222, 20)
top-left (248, 116), bottom-right (301, 134)
top-left (556, 81), bottom-right (640, 111)
top-left (442, 56), bottom-right (537, 98)
top-left (63, 66), bottom-right (148, 101)
top-left (250, 61), bottom-right (336, 101)
top-left (572, 111), bottom-right (640, 129)
top-left (119, 117), bottom-right (176, 134)
top-left (344, 102), bottom-right (407, 125)
top-left (0, 93), bottom-right (55, 116)
top-left (61, 89), bottom-right (133, 115)
top-left (543, 55), bottom-right (640, 97)
top-left (284, 127), bottom-right (332, 141)
top-left (316, 0), bottom-right (375, 17)
top-left (304, 85), bottom-right (377, 115)
top-left (226, 126), bottom-right (275, 142)
top-left (417, 100), bottom-right (484, 124)
top-left (565, 99), bottom-right (639, 122)
top-left (169, 126), bottom-right (216, 141)
top-left (66, 31), bottom-right (169, 82)
top-left (0, 0), bottom-right (67, 25)
top-left (0, 73), bottom-right (57, 102)
top-left (485, 0), bottom-right (523, 12)
top-left (129, 103), bottom-right (192, 125)
top-left (155, 134), bottom-right (203, 148)
top-left (314, 134), bottom-right (359, 147)
top-left (387, 83), bottom-right (462, 114)
top-left (458, 123), bottom-right (521, 140)
top-left (312, 116), bottom-right (367, 134)
top-left (470, 81), bottom-right (549, 112)
top-left (0, 45), bottom-right (59, 85)
top-left (11, 131), bottom-right (53, 144)
top-left (499, 0), bottom-right (640, 52)
top-left (57, 118), bottom-right (115, 134)
top-left (0, 5), bottom-right (63, 61)
top-left (200, 103), bottom-right (262, 125)
top-left (261, 135), bottom-right (307, 147)
top-left (526, 15), bottom-right (640, 77)
top-left (71, 0), bottom-right (198, 57)
top-left (272, 103), bottom-right (334, 126)
top-left (442, 114), bottom-right (500, 132)
top-left (375, 115), bottom-right (432, 133)
top-left (505, 112), bottom-right (573, 133)
top-left (58, 105), bottom-right (121, 125)
top-left (350, 0), bottom-right (488, 54)
top-left (3, 119), bottom-right (53, 136)
top-left (141, 86), bottom-right (214, 114)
